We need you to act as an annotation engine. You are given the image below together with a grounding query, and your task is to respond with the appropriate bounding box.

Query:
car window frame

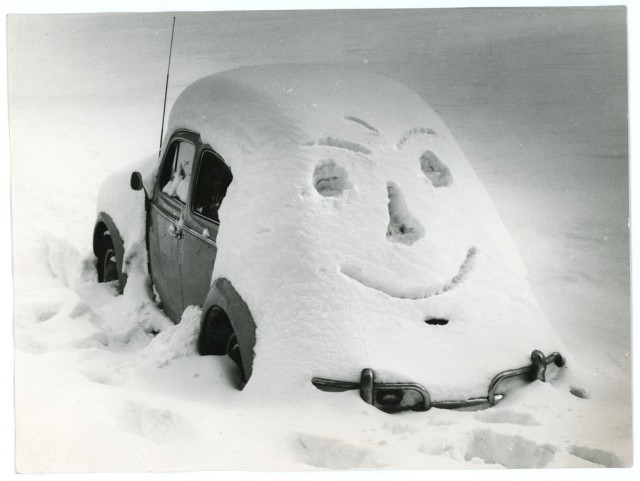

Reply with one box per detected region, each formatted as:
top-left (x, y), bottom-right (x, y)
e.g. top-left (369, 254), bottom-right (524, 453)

top-left (189, 147), bottom-right (232, 227)
top-left (156, 131), bottom-right (201, 204)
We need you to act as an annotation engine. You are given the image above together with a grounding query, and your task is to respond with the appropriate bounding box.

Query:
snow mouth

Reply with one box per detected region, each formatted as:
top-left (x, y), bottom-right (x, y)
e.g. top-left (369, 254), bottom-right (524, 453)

top-left (340, 247), bottom-right (477, 300)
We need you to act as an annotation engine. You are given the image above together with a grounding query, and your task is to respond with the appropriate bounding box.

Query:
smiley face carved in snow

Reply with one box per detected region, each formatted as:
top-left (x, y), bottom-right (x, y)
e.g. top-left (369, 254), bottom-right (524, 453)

top-left (307, 119), bottom-right (477, 303)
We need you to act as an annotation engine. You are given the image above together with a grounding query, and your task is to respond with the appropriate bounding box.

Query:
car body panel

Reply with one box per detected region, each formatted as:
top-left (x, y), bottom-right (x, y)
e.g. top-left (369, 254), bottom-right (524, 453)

top-left (202, 278), bottom-right (257, 380)
top-left (146, 130), bottom-right (227, 321)
top-left (93, 211), bottom-right (127, 293)
top-left (180, 211), bottom-right (218, 309)
top-left (148, 131), bottom-right (198, 320)
top-left (148, 198), bottom-right (184, 320)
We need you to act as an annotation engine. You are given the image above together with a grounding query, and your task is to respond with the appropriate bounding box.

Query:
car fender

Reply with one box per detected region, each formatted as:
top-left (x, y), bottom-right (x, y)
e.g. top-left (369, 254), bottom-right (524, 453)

top-left (93, 212), bottom-right (127, 292)
top-left (202, 278), bottom-right (256, 380)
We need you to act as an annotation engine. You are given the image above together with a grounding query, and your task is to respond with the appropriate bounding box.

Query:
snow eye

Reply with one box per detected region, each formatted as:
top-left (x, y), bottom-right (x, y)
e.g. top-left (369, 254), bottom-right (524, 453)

top-left (313, 159), bottom-right (349, 196)
top-left (420, 150), bottom-right (452, 187)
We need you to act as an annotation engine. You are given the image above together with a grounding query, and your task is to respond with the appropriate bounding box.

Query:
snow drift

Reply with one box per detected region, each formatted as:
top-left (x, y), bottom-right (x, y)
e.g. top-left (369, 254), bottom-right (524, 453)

top-left (100, 64), bottom-right (568, 402)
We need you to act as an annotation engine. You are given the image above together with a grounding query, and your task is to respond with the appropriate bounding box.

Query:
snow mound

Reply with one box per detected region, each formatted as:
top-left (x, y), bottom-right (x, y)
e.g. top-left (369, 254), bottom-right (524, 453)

top-left (141, 306), bottom-right (202, 368)
top-left (160, 65), bottom-right (569, 400)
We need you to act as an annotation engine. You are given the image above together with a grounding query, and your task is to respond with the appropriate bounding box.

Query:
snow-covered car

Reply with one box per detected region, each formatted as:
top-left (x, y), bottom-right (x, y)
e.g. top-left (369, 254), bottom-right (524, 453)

top-left (93, 64), bottom-right (567, 413)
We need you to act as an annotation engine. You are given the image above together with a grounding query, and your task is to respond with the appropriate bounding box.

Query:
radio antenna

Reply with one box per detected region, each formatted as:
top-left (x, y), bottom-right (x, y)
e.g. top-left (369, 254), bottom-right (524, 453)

top-left (158, 16), bottom-right (176, 158)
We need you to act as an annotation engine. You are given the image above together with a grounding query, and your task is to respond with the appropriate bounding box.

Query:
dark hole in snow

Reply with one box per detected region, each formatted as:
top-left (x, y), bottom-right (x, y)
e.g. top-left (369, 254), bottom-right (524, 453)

top-left (386, 181), bottom-right (424, 245)
top-left (569, 386), bottom-right (590, 399)
top-left (313, 159), bottom-right (349, 197)
top-left (425, 318), bottom-right (449, 326)
top-left (420, 150), bottom-right (452, 187)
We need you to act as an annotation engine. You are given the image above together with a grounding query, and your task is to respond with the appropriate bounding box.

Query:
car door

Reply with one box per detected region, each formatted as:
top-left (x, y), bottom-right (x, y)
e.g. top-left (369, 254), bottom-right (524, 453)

top-left (180, 148), bottom-right (233, 308)
top-left (148, 132), bottom-right (198, 322)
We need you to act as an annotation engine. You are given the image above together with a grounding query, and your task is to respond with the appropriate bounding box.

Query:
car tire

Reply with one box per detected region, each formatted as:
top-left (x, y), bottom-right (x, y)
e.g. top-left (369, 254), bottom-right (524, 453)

top-left (97, 230), bottom-right (123, 293)
top-left (198, 306), bottom-right (247, 382)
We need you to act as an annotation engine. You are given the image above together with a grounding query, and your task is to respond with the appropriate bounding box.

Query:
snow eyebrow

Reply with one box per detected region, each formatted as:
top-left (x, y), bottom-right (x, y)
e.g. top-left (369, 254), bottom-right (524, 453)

top-left (304, 137), bottom-right (372, 155)
top-left (341, 247), bottom-right (477, 300)
top-left (397, 127), bottom-right (437, 150)
top-left (344, 116), bottom-right (380, 133)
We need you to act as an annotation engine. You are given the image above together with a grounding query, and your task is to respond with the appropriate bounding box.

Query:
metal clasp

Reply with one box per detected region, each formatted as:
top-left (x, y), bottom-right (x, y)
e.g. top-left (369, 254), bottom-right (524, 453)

top-left (487, 350), bottom-right (565, 405)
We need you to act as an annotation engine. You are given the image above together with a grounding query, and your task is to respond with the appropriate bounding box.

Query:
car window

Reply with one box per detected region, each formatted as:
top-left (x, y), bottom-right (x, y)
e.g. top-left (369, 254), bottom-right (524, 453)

top-left (192, 150), bottom-right (233, 223)
top-left (159, 140), bottom-right (196, 204)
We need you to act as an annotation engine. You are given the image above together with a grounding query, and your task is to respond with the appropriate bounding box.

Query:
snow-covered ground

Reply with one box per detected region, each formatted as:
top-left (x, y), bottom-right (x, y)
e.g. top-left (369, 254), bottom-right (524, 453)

top-left (6, 5), bottom-right (633, 474)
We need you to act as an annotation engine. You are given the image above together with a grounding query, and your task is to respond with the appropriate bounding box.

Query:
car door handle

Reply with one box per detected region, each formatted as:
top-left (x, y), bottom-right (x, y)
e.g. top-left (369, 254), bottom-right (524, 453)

top-left (168, 223), bottom-right (182, 239)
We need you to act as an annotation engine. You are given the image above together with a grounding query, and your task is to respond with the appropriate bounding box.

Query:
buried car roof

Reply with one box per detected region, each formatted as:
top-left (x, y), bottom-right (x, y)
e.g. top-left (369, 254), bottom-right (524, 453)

top-left (165, 64), bottom-right (450, 165)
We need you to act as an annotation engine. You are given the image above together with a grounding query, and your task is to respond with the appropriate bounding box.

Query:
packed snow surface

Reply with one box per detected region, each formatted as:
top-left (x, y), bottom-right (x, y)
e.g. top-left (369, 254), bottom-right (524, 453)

top-left (8, 8), bottom-right (631, 473)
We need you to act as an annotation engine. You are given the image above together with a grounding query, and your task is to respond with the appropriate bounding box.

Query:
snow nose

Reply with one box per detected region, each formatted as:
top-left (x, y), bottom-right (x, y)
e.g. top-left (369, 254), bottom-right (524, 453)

top-left (386, 181), bottom-right (424, 246)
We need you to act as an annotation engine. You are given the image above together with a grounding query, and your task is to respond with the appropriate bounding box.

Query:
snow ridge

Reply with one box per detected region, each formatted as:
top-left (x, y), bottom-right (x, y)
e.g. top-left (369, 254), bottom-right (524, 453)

top-left (306, 136), bottom-right (372, 155)
top-left (397, 127), bottom-right (437, 149)
top-left (344, 115), bottom-right (380, 133)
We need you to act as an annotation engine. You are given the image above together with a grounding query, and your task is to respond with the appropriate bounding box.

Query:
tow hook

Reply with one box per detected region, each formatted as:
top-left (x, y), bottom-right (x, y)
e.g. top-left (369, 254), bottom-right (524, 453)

top-left (312, 350), bottom-right (565, 414)
top-left (313, 368), bottom-right (431, 413)
top-left (486, 350), bottom-right (565, 406)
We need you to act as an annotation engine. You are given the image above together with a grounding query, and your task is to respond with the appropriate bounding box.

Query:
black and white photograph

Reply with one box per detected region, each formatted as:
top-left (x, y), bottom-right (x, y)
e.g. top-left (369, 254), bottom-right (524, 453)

top-left (3, 0), bottom-right (635, 475)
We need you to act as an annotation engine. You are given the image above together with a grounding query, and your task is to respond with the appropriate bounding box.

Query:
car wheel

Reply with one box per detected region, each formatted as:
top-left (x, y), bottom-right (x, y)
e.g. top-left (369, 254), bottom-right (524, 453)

top-left (97, 231), bottom-right (123, 293)
top-left (198, 306), bottom-right (246, 382)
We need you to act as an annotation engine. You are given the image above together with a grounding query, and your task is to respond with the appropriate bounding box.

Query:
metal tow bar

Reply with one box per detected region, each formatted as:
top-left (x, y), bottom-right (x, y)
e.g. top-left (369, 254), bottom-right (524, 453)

top-left (486, 350), bottom-right (565, 406)
top-left (311, 349), bottom-right (565, 413)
